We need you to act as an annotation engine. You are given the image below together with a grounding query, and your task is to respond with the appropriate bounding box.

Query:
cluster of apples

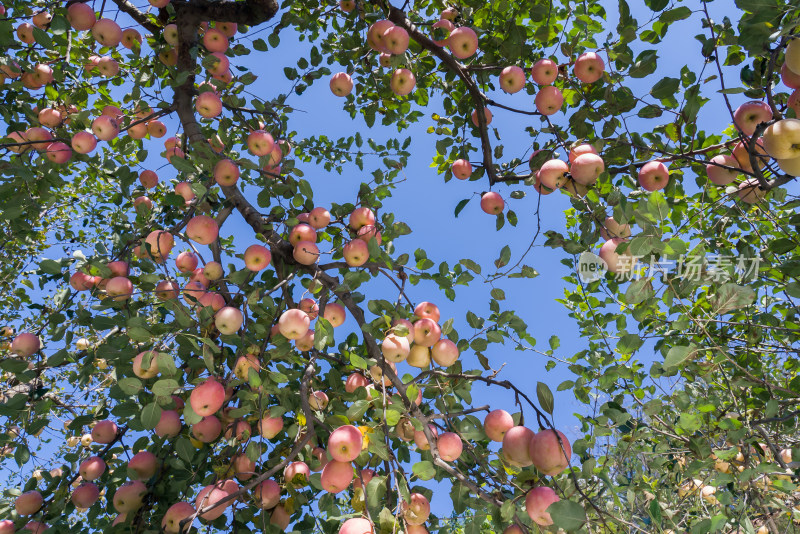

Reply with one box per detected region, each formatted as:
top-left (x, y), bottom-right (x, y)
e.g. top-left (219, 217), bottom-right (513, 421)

top-left (329, 8), bottom-right (480, 99)
top-left (274, 297), bottom-right (347, 355)
top-left (482, 411), bottom-right (571, 527)
top-left (287, 206), bottom-right (378, 267)
top-left (381, 301), bottom-right (459, 369)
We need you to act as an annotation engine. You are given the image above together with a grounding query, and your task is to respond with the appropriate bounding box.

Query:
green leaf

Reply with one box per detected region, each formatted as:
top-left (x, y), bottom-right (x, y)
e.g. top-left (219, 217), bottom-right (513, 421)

top-left (713, 283), bottom-right (755, 314)
top-left (548, 500), bottom-right (586, 531)
top-left (459, 259), bottom-right (481, 274)
top-left (454, 198), bottom-right (470, 217)
top-left (663, 344), bottom-right (700, 368)
top-left (412, 461), bottom-right (436, 480)
top-left (141, 403), bottom-right (162, 430)
top-left (536, 382), bottom-right (554, 414)
top-left (650, 77), bottom-right (680, 100)
top-left (152, 379), bottom-right (179, 397)
top-left (39, 259), bottom-right (62, 275)
top-left (117, 377), bottom-right (142, 395)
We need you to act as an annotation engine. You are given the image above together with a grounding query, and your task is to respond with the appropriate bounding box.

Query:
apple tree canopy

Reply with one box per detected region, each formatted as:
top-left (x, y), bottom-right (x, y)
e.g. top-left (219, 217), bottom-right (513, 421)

top-left (0, 0), bottom-right (799, 532)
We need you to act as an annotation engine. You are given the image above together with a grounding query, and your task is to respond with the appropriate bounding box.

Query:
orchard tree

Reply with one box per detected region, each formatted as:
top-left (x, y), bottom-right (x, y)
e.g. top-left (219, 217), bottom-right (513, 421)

top-left (0, 0), bottom-right (800, 532)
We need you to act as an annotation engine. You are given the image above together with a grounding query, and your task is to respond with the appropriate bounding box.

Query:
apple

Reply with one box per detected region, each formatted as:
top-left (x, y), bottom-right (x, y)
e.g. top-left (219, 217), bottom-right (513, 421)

top-left (215, 307), bottom-right (243, 335)
top-left (67, 3), bottom-right (96, 31)
top-left (203, 27), bottom-right (229, 53)
top-left (309, 390), bottom-right (329, 410)
top-left (327, 425), bottom-right (363, 463)
top-left (574, 51), bottom-right (605, 83)
top-left (133, 351), bottom-right (160, 379)
top-left (232, 453), bottom-right (256, 480)
top-left (285, 461), bottom-right (310, 486)
top-left (92, 115), bottom-right (119, 141)
top-left (568, 152), bottom-right (603, 185)
top-left (785, 38), bottom-right (800, 76)
top-left (279, 308), bottom-right (311, 339)
top-left (196, 92), bottom-right (222, 118)
top-left (382, 333), bottom-right (410, 362)
top-left (763, 118), bottom-right (800, 159)
top-left (258, 415), bottom-right (284, 439)
top-left (106, 276), bottom-right (133, 301)
top-left (186, 215), bottom-right (219, 245)
top-left (414, 424), bottom-right (438, 450)
top-left (706, 154), bottom-right (740, 185)
top-left (174, 251), bottom-right (197, 273)
top-left (70, 271), bottom-right (96, 291)
top-left (413, 318), bottom-right (441, 347)
top-left (414, 301), bottom-right (440, 322)
top-left (437, 432), bottom-right (463, 462)
top-left (26, 127), bottom-right (53, 150)
top-left (155, 410), bottom-right (182, 438)
top-left (91, 420), bottom-right (118, 443)
top-left (298, 298), bottom-right (319, 320)
top-left (432, 338), bottom-right (459, 366)
top-left (97, 56), bottom-right (119, 77)
top-left (431, 19), bottom-right (454, 47)
top-left (367, 20), bottom-right (394, 52)
top-left (339, 518), bottom-right (374, 534)
top-left (637, 160), bottom-right (669, 191)
top-left (733, 101), bottom-right (772, 136)
top-left (599, 216), bottom-right (632, 241)
top-left (340, 0), bottom-right (355, 12)
top-left (190, 378), bottom-right (226, 418)
top-left (32, 11), bottom-right (52, 29)
top-left (348, 207), bottom-right (375, 229)
top-left (79, 456), bottom-right (106, 481)
top-left (344, 239), bottom-right (370, 267)
top-left (529, 429), bottom-right (571, 476)
top-left (38, 108), bottom-right (62, 128)
top-left (15, 491), bottom-right (43, 515)
top-left (383, 26), bottom-right (409, 54)
top-left (407, 527), bottom-right (428, 534)
top-left (294, 329), bottom-right (315, 351)
top-left (480, 191), bottom-right (504, 214)
top-left (406, 345), bottom-right (430, 368)
top-left (502, 426), bottom-right (534, 467)
top-left (499, 66), bottom-right (525, 93)
top-left (203, 261), bottom-right (223, 280)
top-left (233, 355), bottom-right (260, 381)
top-left (128, 451), bottom-right (158, 480)
top-left (484, 409), bottom-right (514, 442)
top-left (471, 107), bottom-right (493, 127)
top-left (162, 502), bottom-right (195, 533)
top-left (11, 332), bottom-right (40, 357)
top-left (289, 223), bottom-right (316, 245)
top-left (22, 522), bottom-right (48, 534)
top-left (448, 27), bottom-right (478, 59)
top-left (192, 415), bottom-right (222, 443)
top-left (138, 169), bottom-right (158, 189)
top-left (255, 480), bottom-right (281, 509)
top-left (155, 280), bottom-right (179, 301)
top-left (321, 460), bottom-right (354, 493)
top-left (782, 63), bottom-right (800, 89)
top-left (452, 158), bottom-right (472, 179)
top-left (71, 483), bottom-right (100, 508)
top-left (732, 138), bottom-right (767, 172)
top-left (535, 85), bottom-right (563, 115)
top-left (391, 68), bottom-right (416, 96)
top-left (345, 373), bottom-right (369, 393)
top-left (308, 207), bottom-right (331, 229)
top-left (737, 178), bottom-right (766, 204)
top-left (195, 482), bottom-right (231, 520)
top-left (531, 58), bottom-right (558, 85)
top-left (526, 487), bottom-right (559, 526)
top-left (403, 493), bottom-right (431, 525)
top-left (441, 7), bottom-right (458, 20)
top-left (92, 18), bottom-right (122, 47)
top-left (247, 129), bottom-right (274, 156)
top-left (778, 154), bottom-right (800, 175)
top-left (17, 23), bottom-right (35, 44)
top-left (324, 303), bottom-right (346, 327)
top-left (122, 28), bottom-right (142, 49)
top-left (599, 237), bottom-right (634, 274)
top-left (789, 89), bottom-right (800, 117)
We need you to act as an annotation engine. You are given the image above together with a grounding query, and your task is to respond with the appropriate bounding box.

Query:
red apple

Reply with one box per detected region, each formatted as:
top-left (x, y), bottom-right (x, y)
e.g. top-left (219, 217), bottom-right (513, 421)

top-left (529, 429), bottom-right (571, 476)
top-left (531, 58), bottom-right (558, 85)
top-left (525, 487), bottom-right (559, 526)
top-left (480, 192), bottom-right (504, 214)
top-left (637, 160), bottom-right (669, 191)
top-left (484, 409), bottom-right (514, 442)
top-left (535, 85), bottom-right (563, 115)
top-left (447, 26), bottom-right (478, 59)
top-left (502, 426), bottom-right (534, 467)
top-left (452, 159), bottom-right (472, 179)
top-left (499, 66), bottom-right (525, 93)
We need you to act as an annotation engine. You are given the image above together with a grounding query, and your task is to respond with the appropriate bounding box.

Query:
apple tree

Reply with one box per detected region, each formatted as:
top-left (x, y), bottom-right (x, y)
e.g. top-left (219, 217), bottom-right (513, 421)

top-left (0, 0), bottom-right (799, 532)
